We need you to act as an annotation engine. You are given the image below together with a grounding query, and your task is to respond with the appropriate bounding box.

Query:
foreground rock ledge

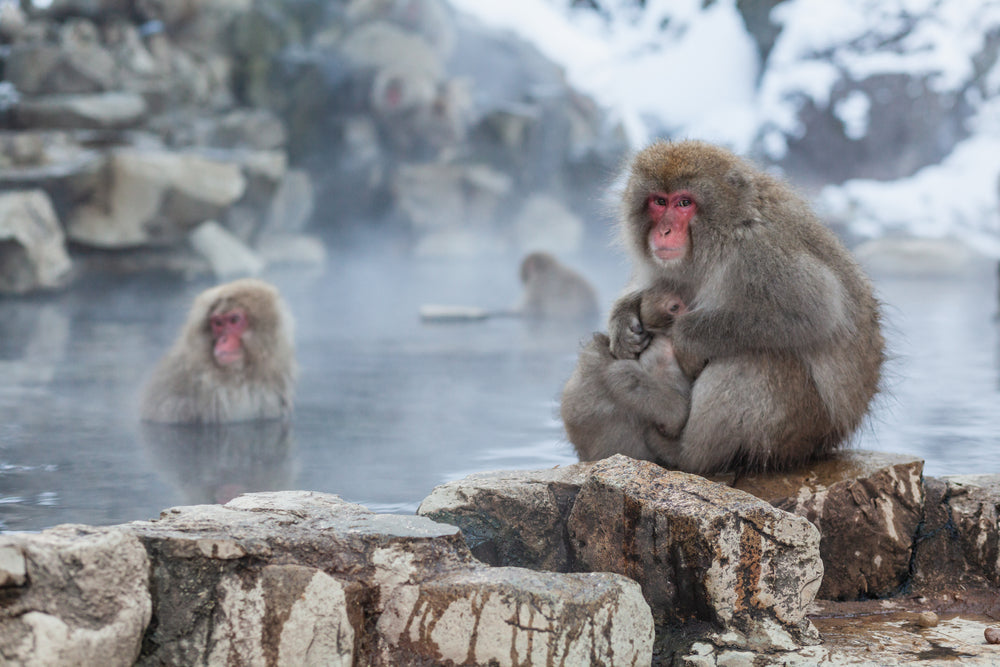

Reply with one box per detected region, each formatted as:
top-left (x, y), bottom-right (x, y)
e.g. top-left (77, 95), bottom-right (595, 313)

top-left (0, 491), bottom-right (653, 667)
top-left (421, 455), bottom-right (824, 652)
top-left (7, 454), bottom-right (1000, 665)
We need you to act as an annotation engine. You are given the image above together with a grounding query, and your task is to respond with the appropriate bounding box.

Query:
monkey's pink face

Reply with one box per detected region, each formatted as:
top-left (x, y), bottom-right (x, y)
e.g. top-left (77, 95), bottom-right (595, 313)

top-left (646, 190), bottom-right (695, 262)
top-left (210, 308), bottom-right (248, 367)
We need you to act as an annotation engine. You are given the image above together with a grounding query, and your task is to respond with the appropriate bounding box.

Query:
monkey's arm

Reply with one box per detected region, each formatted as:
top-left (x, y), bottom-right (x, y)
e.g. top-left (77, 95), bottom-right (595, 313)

top-left (675, 255), bottom-right (848, 360)
top-left (607, 291), bottom-right (648, 359)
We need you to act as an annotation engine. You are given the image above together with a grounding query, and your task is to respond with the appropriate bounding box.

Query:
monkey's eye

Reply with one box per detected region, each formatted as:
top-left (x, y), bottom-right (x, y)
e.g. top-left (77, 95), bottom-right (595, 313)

top-left (229, 314), bottom-right (242, 325)
top-left (654, 197), bottom-right (667, 206)
top-left (677, 198), bottom-right (692, 208)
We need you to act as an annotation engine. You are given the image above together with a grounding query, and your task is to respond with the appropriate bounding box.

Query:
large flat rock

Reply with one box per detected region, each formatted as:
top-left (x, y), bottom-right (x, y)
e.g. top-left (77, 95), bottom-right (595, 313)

top-left (723, 450), bottom-right (925, 600)
top-left (571, 456), bottom-right (823, 650)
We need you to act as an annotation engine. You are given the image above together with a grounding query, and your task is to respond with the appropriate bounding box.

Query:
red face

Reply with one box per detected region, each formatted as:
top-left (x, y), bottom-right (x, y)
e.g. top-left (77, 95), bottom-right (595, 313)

top-left (646, 190), bottom-right (695, 262)
top-left (210, 308), bottom-right (248, 367)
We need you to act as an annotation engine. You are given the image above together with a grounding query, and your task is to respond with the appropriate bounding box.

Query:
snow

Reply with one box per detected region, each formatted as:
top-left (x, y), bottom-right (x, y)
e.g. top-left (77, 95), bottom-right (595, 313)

top-left (447, 0), bottom-right (1000, 253)
top-left (821, 98), bottom-right (1000, 252)
top-left (448, 0), bottom-right (759, 150)
top-left (832, 91), bottom-right (871, 142)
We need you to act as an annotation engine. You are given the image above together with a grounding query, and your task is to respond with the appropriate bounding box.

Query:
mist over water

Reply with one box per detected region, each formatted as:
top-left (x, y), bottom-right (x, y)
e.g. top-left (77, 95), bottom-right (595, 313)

top-left (1, 247), bottom-right (998, 532)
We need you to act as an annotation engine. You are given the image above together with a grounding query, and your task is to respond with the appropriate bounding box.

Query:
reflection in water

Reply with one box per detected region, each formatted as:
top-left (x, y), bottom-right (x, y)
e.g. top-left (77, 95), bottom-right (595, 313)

top-left (1, 254), bottom-right (999, 532)
top-left (139, 420), bottom-right (296, 505)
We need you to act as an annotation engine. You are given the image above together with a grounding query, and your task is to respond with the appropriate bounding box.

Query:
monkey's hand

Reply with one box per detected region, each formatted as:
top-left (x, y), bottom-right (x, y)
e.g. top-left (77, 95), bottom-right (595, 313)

top-left (608, 292), bottom-right (649, 359)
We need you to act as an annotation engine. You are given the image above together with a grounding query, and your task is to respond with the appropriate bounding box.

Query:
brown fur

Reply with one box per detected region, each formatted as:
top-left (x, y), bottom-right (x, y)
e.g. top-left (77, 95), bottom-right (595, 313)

top-left (561, 286), bottom-right (690, 466)
top-left (139, 279), bottom-right (297, 423)
top-left (562, 140), bottom-right (884, 474)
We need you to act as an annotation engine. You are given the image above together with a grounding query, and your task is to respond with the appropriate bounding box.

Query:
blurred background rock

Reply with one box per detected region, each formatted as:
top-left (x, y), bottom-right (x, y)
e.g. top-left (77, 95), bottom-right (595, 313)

top-left (1, 0), bottom-right (998, 294)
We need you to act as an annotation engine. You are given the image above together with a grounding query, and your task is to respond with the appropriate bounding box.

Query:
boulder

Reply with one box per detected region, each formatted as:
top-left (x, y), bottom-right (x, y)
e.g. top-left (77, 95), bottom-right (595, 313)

top-left (188, 220), bottom-right (265, 278)
top-left (418, 464), bottom-right (590, 572)
top-left (570, 456), bottom-right (822, 650)
top-left (0, 525), bottom-right (151, 667)
top-left (727, 450), bottom-right (925, 600)
top-left (201, 564), bottom-right (359, 667)
top-left (377, 567), bottom-right (653, 666)
top-left (13, 92), bottom-right (147, 130)
top-left (5, 24), bottom-right (114, 96)
top-left (913, 474), bottom-right (1000, 590)
top-left (127, 492), bottom-right (467, 666)
top-left (67, 148), bottom-right (246, 247)
top-left (124, 490), bottom-right (654, 666)
top-left (0, 132), bottom-right (105, 209)
top-left (0, 189), bottom-right (73, 294)
top-left (421, 456), bottom-right (824, 651)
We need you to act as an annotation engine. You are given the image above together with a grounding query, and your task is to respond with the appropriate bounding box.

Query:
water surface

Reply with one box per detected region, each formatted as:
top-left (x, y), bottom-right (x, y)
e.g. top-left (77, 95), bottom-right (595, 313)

top-left (1, 252), bottom-right (998, 532)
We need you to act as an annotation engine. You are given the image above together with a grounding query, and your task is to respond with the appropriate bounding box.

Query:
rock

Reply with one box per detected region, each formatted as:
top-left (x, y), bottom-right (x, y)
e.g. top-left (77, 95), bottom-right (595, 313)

top-left (264, 168), bottom-right (315, 233)
top-left (703, 606), bottom-right (1000, 666)
top-left (126, 491), bottom-right (471, 666)
top-left (32, 0), bottom-right (133, 17)
top-left (759, 68), bottom-right (972, 187)
top-left (188, 220), bottom-right (265, 277)
top-left (0, 544), bottom-right (27, 587)
top-left (377, 567), bottom-right (653, 666)
top-left (986, 626), bottom-right (1000, 644)
top-left (0, 2), bottom-right (26, 42)
top-left (0, 189), bottom-right (73, 294)
top-left (254, 232), bottom-right (327, 267)
top-left (5, 35), bottom-right (112, 97)
top-left (0, 133), bottom-right (105, 207)
top-left (512, 193), bottom-right (585, 255)
top-left (67, 147), bottom-right (247, 247)
top-left (124, 490), bottom-right (654, 666)
top-left (13, 92), bottom-right (147, 130)
top-left (205, 564), bottom-right (358, 666)
top-left (570, 456), bottom-right (822, 650)
top-left (913, 474), bottom-right (1000, 590)
top-left (0, 525), bottom-right (151, 667)
top-left (393, 162), bottom-right (512, 257)
top-left (417, 464), bottom-right (591, 572)
top-left (726, 450), bottom-right (925, 600)
top-left (148, 108), bottom-right (287, 151)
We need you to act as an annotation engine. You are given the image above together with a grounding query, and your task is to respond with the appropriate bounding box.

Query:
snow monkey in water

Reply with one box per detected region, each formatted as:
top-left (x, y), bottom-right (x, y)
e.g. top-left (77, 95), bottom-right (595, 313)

top-left (562, 140), bottom-right (884, 474)
top-left (140, 279), bottom-right (297, 423)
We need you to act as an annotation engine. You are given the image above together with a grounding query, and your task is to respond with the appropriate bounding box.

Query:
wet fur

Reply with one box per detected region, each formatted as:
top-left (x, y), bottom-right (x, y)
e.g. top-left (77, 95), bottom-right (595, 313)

top-left (140, 279), bottom-right (297, 423)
